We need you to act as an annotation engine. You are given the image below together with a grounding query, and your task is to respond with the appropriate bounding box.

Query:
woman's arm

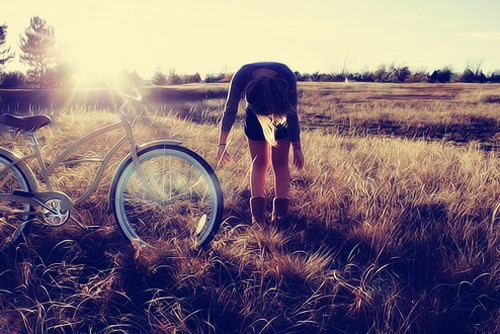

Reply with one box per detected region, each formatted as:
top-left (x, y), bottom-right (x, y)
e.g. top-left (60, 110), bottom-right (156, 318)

top-left (217, 68), bottom-right (246, 166)
top-left (216, 130), bottom-right (231, 166)
top-left (220, 69), bottom-right (245, 134)
top-left (286, 72), bottom-right (304, 169)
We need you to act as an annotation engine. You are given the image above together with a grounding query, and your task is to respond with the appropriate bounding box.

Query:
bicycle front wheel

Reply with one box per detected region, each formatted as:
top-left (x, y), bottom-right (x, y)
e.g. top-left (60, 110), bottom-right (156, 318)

top-left (111, 144), bottom-right (223, 249)
top-left (0, 151), bottom-right (36, 250)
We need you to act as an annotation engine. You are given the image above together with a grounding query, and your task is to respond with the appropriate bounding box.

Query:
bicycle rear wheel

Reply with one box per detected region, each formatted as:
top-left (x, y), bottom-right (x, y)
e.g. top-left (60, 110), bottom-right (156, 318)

top-left (0, 151), bottom-right (36, 250)
top-left (111, 144), bottom-right (223, 249)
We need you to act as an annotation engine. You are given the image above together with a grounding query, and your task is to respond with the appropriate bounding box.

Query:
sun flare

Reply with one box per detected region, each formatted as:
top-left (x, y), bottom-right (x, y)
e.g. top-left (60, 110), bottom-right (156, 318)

top-left (72, 59), bottom-right (122, 87)
top-left (64, 43), bottom-right (124, 87)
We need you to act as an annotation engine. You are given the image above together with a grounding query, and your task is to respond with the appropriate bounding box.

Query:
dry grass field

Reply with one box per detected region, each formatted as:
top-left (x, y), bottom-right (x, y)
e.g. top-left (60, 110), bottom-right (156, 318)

top-left (0, 82), bottom-right (499, 333)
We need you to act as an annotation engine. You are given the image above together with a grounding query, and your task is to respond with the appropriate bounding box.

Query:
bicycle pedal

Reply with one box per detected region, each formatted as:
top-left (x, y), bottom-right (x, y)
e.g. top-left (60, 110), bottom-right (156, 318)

top-left (85, 225), bottom-right (100, 231)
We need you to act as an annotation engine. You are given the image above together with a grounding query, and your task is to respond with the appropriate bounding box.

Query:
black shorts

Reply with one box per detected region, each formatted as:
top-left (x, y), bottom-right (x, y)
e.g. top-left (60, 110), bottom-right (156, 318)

top-left (244, 109), bottom-right (288, 142)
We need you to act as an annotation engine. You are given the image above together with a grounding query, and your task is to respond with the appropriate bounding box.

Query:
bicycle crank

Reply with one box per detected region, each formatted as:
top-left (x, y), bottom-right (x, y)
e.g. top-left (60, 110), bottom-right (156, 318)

top-left (6, 190), bottom-right (74, 227)
top-left (41, 198), bottom-right (70, 227)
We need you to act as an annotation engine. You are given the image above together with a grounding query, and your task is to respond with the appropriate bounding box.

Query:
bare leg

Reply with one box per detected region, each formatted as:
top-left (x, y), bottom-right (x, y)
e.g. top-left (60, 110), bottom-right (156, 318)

top-left (271, 138), bottom-right (291, 198)
top-left (248, 139), bottom-right (270, 197)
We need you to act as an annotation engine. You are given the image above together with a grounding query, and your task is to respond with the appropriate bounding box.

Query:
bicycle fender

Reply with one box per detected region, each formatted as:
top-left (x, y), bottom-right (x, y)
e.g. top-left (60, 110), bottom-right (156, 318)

top-left (137, 140), bottom-right (182, 150)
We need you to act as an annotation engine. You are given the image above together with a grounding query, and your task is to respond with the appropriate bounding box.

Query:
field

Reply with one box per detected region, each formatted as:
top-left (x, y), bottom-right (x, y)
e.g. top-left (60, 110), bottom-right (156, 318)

top-left (0, 82), bottom-right (499, 333)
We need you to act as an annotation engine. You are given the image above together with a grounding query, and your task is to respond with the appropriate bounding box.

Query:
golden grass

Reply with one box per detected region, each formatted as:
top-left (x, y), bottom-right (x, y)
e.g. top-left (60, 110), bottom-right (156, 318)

top-left (0, 82), bottom-right (498, 333)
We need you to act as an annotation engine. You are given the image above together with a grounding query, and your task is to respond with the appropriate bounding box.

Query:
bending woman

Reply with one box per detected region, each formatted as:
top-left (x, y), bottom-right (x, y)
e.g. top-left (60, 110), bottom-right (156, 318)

top-left (217, 62), bottom-right (304, 225)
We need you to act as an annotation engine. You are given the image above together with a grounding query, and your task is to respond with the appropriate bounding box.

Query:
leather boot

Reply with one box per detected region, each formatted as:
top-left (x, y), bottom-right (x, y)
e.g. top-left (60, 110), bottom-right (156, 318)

top-left (271, 198), bottom-right (289, 225)
top-left (250, 197), bottom-right (267, 225)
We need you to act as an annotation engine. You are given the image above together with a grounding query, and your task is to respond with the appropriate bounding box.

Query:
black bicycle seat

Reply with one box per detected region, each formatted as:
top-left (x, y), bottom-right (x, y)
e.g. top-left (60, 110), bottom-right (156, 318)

top-left (0, 113), bottom-right (52, 131)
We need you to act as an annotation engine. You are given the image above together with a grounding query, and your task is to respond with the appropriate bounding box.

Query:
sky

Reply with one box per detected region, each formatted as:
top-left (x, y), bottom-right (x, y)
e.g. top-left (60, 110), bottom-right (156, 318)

top-left (2, 0), bottom-right (500, 80)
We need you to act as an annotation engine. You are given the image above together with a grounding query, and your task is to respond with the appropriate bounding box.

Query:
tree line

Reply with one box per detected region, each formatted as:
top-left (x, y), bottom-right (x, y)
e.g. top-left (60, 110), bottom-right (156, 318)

top-left (1, 17), bottom-right (499, 89)
top-left (294, 62), bottom-right (500, 84)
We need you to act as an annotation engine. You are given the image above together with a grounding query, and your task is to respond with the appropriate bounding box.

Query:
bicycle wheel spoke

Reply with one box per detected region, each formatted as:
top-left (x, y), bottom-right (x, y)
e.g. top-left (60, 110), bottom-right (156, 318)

top-left (112, 145), bottom-right (223, 249)
top-left (0, 154), bottom-right (34, 250)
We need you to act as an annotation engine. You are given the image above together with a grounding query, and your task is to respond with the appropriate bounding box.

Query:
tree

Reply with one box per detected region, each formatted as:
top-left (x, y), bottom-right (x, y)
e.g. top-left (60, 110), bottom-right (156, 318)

top-left (19, 17), bottom-right (57, 87)
top-left (152, 67), bottom-right (167, 85)
top-left (119, 68), bottom-right (144, 86)
top-left (0, 24), bottom-right (15, 67)
top-left (166, 70), bottom-right (182, 85)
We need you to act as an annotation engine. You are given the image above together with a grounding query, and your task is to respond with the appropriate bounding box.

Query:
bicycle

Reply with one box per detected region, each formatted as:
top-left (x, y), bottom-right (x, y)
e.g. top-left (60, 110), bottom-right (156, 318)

top-left (0, 87), bottom-right (224, 251)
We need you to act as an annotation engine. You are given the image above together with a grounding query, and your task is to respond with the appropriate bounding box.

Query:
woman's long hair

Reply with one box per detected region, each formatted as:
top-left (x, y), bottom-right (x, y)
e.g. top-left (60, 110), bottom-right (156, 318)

top-left (245, 77), bottom-right (295, 146)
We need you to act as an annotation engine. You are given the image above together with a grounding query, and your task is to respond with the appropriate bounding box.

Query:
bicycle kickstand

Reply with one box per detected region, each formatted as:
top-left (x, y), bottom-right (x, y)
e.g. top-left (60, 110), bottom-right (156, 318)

top-left (70, 216), bottom-right (100, 231)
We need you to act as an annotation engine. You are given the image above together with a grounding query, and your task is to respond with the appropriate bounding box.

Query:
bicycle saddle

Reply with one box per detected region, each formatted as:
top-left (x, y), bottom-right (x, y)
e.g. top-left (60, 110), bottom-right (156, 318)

top-left (0, 113), bottom-right (52, 131)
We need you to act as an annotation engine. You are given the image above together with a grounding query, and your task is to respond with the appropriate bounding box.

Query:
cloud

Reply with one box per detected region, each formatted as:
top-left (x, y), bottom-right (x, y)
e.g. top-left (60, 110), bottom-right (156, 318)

top-left (457, 31), bottom-right (500, 41)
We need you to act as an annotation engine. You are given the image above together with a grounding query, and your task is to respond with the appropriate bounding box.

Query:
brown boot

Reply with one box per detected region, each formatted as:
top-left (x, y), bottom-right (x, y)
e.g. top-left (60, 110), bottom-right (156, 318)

top-left (271, 198), bottom-right (289, 225)
top-left (250, 197), bottom-right (267, 225)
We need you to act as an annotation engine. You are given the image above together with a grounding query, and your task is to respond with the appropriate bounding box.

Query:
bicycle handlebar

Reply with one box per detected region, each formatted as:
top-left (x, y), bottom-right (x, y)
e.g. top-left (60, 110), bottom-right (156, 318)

top-left (108, 86), bottom-right (142, 103)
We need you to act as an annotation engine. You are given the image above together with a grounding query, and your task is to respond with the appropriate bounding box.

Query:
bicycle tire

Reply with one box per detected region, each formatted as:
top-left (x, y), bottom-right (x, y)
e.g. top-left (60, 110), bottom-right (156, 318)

top-left (0, 149), bottom-right (37, 250)
top-left (110, 143), bottom-right (223, 249)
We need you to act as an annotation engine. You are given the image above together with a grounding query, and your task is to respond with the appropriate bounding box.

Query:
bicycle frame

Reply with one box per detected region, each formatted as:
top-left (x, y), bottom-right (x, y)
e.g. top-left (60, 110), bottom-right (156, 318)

top-left (0, 119), bottom-right (136, 206)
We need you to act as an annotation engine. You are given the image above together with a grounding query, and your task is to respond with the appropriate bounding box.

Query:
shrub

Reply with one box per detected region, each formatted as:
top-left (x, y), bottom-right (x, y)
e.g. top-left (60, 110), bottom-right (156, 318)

top-left (294, 71), bottom-right (308, 82)
top-left (373, 65), bottom-right (391, 83)
top-left (350, 71), bottom-right (375, 82)
top-left (0, 71), bottom-right (26, 88)
top-left (183, 73), bottom-right (202, 84)
top-left (152, 68), bottom-right (167, 85)
top-left (460, 69), bottom-right (487, 83)
top-left (119, 69), bottom-right (144, 86)
top-left (166, 71), bottom-right (182, 85)
top-left (407, 71), bottom-right (429, 83)
top-left (489, 71), bottom-right (500, 83)
top-left (218, 73), bottom-right (233, 83)
top-left (389, 66), bottom-right (411, 82)
top-left (204, 72), bottom-right (226, 83)
top-left (428, 68), bottom-right (453, 83)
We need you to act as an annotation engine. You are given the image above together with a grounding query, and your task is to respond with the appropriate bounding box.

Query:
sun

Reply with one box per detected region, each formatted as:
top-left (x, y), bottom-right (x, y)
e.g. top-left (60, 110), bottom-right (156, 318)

top-left (72, 57), bottom-right (123, 87)
top-left (63, 42), bottom-right (124, 87)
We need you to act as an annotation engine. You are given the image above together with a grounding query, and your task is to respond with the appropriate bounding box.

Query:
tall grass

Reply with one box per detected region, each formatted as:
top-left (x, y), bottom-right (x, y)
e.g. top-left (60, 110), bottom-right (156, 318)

top-left (0, 82), bottom-right (498, 333)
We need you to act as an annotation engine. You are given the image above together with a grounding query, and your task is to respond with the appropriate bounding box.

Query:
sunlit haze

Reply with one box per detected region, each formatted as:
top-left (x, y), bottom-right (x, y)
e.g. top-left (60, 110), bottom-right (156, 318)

top-left (2, 0), bottom-right (500, 80)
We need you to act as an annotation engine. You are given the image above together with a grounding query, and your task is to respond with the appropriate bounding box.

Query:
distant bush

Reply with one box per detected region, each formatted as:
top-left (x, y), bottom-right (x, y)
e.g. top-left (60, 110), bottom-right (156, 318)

top-left (489, 71), bottom-right (500, 83)
top-left (2, 64), bottom-right (500, 88)
top-left (407, 71), bottom-right (429, 83)
top-left (428, 68), bottom-right (453, 83)
top-left (152, 67), bottom-right (167, 85)
top-left (294, 72), bottom-right (347, 82)
top-left (0, 71), bottom-right (26, 88)
top-left (204, 73), bottom-right (227, 83)
top-left (118, 69), bottom-right (145, 86)
top-left (294, 71), bottom-right (307, 82)
top-left (460, 68), bottom-right (487, 83)
top-left (389, 66), bottom-right (411, 82)
top-left (153, 69), bottom-right (201, 86)
top-left (166, 71), bottom-right (183, 85)
top-left (373, 65), bottom-right (392, 83)
top-left (183, 73), bottom-right (202, 84)
top-left (350, 71), bottom-right (375, 82)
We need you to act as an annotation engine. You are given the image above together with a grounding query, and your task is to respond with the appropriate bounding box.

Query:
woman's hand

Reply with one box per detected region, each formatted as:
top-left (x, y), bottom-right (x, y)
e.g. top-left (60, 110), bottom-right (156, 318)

top-left (293, 148), bottom-right (304, 170)
top-left (217, 144), bottom-right (231, 166)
